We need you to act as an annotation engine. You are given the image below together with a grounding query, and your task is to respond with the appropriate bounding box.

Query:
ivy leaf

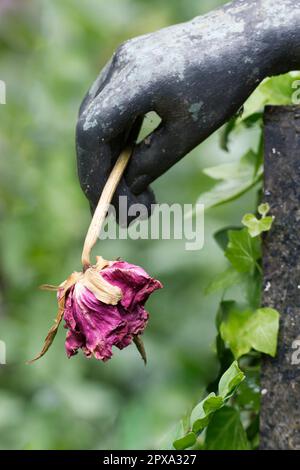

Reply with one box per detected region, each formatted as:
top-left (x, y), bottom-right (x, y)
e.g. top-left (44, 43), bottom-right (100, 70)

top-left (173, 361), bottom-right (245, 449)
top-left (205, 407), bottom-right (250, 450)
top-left (220, 116), bottom-right (238, 152)
top-left (242, 213), bottom-right (274, 237)
top-left (205, 267), bottom-right (242, 295)
top-left (258, 73), bottom-right (300, 105)
top-left (246, 307), bottom-right (280, 357)
top-left (246, 415), bottom-right (260, 449)
top-left (242, 202), bottom-right (274, 238)
top-left (203, 395), bottom-right (224, 414)
top-left (241, 72), bottom-right (300, 120)
top-left (160, 419), bottom-right (190, 450)
top-left (258, 203), bottom-right (270, 217)
top-left (220, 308), bottom-right (256, 358)
top-left (258, 216), bottom-right (274, 232)
top-left (190, 362), bottom-right (244, 434)
top-left (236, 368), bottom-right (260, 413)
top-left (198, 150), bottom-right (262, 210)
top-left (216, 300), bottom-right (237, 329)
top-left (242, 112), bottom-right (263, 128)
top-left (244, 270), bottom-right (262, 309)
top-left (218, 360), bottom-right (245, 399)
top-left (190, 393), bottom-right (223, 434)
top-left (173, 431), bottom-right (197, 450)
top-left (203, 151), bottom-right (256, 181)
top-left (214, 226), bottom-right (240, 252)
top-left (225, 228), bottom-right (261, 273)
top-left (220, 305), bottom-right (280, 358)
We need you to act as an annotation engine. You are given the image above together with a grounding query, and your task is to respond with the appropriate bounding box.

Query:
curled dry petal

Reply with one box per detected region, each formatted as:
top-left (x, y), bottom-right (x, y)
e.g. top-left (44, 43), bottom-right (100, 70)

top-left (80, 265), bottom-right (122, 305)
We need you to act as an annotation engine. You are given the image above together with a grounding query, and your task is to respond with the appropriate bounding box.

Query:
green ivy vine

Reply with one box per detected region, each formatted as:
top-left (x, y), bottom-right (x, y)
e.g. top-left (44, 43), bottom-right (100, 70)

top-left (165, 71), bottom-right (300, 451)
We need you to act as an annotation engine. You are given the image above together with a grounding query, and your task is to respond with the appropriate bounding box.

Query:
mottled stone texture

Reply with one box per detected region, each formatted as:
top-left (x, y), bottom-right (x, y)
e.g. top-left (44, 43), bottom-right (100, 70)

top-left (76, 0), bottom-right (300, 223)
top-left (260, 106), bottom-right (300, 450)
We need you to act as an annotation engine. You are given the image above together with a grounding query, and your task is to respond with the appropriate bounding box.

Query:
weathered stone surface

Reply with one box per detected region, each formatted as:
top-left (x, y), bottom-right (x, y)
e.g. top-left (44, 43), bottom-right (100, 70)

top-left (261, 106), bottom-right (300, 450)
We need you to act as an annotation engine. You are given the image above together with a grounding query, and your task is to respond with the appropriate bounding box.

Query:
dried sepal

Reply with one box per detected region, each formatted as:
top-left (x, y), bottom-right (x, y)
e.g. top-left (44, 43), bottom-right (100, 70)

top-left (28, 272), bottom-right (82, 364)
top-left (133, 335), bottom-right (147, 365)
top-left (39, 284), bottom-right (60, 291)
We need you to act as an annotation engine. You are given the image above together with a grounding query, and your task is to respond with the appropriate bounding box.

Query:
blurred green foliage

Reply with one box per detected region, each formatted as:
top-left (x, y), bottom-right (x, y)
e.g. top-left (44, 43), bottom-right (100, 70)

top-left (0, 0), bottom-right (268, 449)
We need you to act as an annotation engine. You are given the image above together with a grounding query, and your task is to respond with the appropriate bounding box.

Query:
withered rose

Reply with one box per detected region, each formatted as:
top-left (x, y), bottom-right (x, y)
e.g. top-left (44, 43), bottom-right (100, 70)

top-left (30, 257), bottom-right (162, 363)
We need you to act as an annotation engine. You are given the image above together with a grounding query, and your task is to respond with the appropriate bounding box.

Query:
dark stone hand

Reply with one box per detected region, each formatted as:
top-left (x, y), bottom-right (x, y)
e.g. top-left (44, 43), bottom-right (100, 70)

top-left (76, 0), bottom-right (299, 220)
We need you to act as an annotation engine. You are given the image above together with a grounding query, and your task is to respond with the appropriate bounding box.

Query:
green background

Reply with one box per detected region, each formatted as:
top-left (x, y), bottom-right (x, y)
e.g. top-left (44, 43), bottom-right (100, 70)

top-left (0, 0), bottom-right (258, 449)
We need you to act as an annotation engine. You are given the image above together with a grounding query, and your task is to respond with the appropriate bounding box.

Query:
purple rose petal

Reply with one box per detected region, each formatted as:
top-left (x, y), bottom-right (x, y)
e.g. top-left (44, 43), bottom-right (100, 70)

top-left (63, 261), bottom-right (162, 361)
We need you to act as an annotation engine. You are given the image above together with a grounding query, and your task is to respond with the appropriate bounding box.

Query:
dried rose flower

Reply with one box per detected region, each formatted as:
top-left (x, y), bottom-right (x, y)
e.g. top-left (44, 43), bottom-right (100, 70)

top-left (29, 256), bottom-right (162, 363)
top-left (29, 148), bottom-right (163, 364)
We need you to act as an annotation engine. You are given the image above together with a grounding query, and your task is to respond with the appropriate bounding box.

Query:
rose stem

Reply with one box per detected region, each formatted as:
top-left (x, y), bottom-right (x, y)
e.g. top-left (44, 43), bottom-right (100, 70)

top-left (81, 147), bottom-right (132, 270)
top-left (81, 143), bottom-right (148, 364)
